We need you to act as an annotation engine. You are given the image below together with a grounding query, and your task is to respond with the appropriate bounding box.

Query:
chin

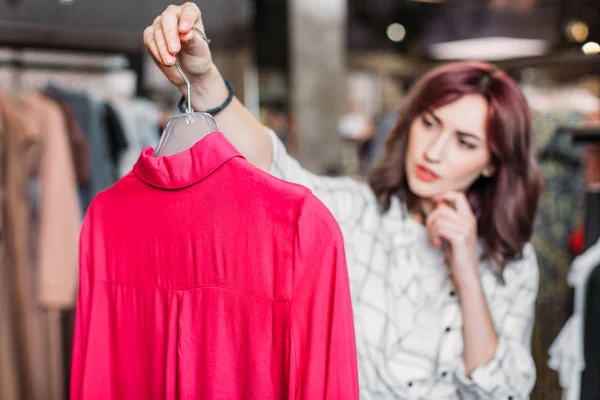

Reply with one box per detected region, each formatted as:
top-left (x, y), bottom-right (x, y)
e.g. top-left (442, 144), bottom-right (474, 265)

top-left (406, 175), bottom-right (443, 199)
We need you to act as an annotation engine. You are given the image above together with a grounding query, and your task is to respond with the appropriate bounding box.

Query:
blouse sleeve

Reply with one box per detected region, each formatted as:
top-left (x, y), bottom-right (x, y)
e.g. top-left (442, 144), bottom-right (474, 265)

top-left (266, 127), bottom-right (369, 226)
top-left (290, 195), bottom-right (359, 399)
top-left (456, 243), bottom-right (539, 400)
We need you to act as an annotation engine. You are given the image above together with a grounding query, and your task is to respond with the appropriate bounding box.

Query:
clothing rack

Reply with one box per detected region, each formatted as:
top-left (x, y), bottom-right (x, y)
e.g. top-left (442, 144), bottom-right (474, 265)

top-left (0, 58), bottom-right (128, 73)
top-left (0, 46), bottom-right (146, 97)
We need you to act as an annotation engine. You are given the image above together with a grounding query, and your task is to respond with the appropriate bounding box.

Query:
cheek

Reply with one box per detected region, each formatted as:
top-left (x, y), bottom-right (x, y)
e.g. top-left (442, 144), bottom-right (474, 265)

top-left (406, 126), bottom-right (423, 161)
top-left (446, 151), bottom-right (489, 186)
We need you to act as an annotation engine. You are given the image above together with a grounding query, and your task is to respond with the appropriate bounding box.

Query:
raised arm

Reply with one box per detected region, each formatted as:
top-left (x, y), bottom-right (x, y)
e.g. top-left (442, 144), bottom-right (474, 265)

top-left (143, 2), bottom-right (272, 170)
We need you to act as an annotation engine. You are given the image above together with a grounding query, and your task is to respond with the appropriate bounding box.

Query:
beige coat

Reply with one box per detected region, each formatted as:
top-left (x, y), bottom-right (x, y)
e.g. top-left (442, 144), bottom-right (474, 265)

top-left (0, 91), bottom-right (81, 400)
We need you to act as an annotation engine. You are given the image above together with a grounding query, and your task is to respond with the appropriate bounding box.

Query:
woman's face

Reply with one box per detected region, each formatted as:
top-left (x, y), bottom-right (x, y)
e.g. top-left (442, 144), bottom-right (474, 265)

top-left (405, 94), bottom-right (494, 199)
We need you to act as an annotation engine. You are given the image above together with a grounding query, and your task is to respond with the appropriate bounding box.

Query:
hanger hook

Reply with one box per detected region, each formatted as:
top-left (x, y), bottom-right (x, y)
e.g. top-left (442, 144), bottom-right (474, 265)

top-left (175, 27), bottom-right (211, 113)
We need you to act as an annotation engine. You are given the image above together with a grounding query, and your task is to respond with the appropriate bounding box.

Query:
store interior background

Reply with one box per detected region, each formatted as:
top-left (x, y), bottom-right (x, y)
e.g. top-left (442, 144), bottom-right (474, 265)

top-left (2, 0), bottom-right (600, 399)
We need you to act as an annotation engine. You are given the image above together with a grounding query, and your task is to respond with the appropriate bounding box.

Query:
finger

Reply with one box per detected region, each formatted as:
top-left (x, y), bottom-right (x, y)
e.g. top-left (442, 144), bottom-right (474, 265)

top-left (144, 27), bottom-right (163, 63)
top-left (433, 191), bottom-right (471, 216)
top-left (180, 30), bottom-right (195, 44)
top-left (180, 26), bottom-right (210, 56)
top-left (427, 213), bottom-right (462, 247)
top-left (434, 220), bottom-right (466, 244)
top-left (426, 204), bottom-right (457, 230)
top-left (161, 5), bottom-right (182, 54)
top-left (179, 2), bottom-right (201, 33)
top-left (153, 19), bottom-right (176, 65)
top-left (426, 223), bottom-right (441, 248)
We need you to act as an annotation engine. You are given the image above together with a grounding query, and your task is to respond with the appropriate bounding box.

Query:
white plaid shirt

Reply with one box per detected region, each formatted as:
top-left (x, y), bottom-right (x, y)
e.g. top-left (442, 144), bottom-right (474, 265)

top-left (267, 129), bottom-right (539, 399)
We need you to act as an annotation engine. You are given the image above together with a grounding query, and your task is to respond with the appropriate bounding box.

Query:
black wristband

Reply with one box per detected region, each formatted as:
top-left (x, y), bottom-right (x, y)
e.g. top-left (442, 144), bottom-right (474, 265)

top-left (178, 76), bottom-right (235, 116)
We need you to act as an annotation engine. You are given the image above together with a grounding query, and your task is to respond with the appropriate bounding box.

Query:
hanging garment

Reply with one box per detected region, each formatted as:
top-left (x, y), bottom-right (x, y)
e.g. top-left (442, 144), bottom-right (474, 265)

top-left (108, 97), bottom-right (160, 177)
top-left (0, 92), bottom-right (23, 400)
top-left (548, 238), bottom-right (600, 400)
top-left (24, 93), bottom-right (82, 400)
top-left (44, 85), bottom-right (116, 211)
top-left (103, 102), bottom-right (129, 167)
top-left (0, 92), bottom-right (82, 400)
top-left (0, 92), bottom-right (41, 400)
top-left (71, 132), bottom-right (359, 400)
top-left (26, 93), bottom-right (81, 309)
top-left (581, 262), bottom-right (600, 399)
top-left (55, 100), bottom-right (91, 187)
top-left (0, 90), bottom-right (87, 400)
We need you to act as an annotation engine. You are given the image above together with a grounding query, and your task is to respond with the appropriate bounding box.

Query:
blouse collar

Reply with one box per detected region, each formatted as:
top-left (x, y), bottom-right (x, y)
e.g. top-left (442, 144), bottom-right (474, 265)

top-left (133, 132), bottom-right (244, 189)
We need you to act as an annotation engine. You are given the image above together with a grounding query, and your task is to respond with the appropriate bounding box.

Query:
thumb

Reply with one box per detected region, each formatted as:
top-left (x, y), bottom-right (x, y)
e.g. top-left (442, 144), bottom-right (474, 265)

top-left (180, 29), bottom-right (210, 56)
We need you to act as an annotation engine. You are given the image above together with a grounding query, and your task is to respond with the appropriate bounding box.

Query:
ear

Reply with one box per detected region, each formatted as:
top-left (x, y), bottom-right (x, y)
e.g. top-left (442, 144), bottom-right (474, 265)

top-left (482, 165), bottom-right (496, 178)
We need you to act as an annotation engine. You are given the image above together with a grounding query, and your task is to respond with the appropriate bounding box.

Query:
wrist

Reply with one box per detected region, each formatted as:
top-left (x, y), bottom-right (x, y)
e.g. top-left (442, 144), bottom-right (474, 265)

top-left (455, 268), bottom-right (482, 294)
top-left (178, 63), bottom-right (228, 112)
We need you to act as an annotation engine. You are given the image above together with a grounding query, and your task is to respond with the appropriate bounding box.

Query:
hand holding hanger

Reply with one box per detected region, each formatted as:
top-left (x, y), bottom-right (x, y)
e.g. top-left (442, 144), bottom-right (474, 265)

top-left (143, 3), bottom-right (214, 94)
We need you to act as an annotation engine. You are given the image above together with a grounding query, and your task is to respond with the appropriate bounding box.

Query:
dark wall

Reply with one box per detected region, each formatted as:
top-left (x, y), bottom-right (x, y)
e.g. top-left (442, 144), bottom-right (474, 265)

top-left (253, 0), bottom-right (288, 70)
top-left (0, 0), bottom-right (253, 52)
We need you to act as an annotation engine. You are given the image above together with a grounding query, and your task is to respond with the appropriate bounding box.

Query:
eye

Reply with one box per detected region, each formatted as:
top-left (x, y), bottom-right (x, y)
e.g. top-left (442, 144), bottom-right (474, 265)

top-left (458, 137), bottom-right (477, 149)
top-left (421, 114), bottom-right (435, 128)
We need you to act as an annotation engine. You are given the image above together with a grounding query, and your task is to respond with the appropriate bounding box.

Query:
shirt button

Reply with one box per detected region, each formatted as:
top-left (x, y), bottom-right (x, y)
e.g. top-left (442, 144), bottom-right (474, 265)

top-left (445, 326), bottom-right (451, 333)
top-left (441, 371), bottom-right (447, 378)
top-left (508, 397), bottom-right (513, 400)
top-left (408, 382), bottom-right (413, 387)
top-left (449, 290), bottom-right (456, 297)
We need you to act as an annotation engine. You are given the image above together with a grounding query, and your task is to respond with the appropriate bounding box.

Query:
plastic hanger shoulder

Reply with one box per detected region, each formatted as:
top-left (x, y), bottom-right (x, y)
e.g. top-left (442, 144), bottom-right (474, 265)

top-left (152, 111), bottom-right (218, 157)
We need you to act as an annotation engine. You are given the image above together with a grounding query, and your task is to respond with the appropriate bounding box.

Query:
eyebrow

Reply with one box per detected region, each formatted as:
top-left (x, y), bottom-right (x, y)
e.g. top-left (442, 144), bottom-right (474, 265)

top-left (426, 110), bottom-right (484, 142)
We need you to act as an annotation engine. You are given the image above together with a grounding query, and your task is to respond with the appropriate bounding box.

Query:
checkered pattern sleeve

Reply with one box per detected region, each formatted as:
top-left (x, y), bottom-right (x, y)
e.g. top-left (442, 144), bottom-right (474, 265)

top-left (266, 127), bottom-right (369, 225)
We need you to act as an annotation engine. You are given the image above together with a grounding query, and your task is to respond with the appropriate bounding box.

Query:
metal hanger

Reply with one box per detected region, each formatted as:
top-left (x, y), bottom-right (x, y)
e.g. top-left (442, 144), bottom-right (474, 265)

top-left (152, 27), bottom-right (219, 157)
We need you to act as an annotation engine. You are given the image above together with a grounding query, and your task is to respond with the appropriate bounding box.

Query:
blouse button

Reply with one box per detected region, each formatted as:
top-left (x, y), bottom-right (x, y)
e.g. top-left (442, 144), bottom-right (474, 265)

top-left (508, 397), bottom-right (513, 400)
top-left (449, 290), bottom-right (456, 297)
top-left (445, 326), bottom-right (451, 333)
top-left (408, 382), bottom-right (413, 387)
top-left (441, 371), bottom-right (447, 378)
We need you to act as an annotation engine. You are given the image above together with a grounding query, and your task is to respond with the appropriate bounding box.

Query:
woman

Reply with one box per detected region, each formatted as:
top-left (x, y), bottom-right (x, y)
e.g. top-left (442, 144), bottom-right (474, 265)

top-left (144, 4), bottom-right (541, 399)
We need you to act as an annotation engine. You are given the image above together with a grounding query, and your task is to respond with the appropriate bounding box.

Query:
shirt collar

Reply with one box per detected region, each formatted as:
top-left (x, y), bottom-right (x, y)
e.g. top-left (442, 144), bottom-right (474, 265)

top-left (133, 132), bottom-right (244, 189)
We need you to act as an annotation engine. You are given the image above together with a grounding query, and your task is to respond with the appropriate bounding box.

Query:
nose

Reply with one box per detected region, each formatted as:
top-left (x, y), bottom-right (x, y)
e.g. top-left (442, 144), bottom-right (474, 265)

top-left (423, 132), bottom-right (447, 164)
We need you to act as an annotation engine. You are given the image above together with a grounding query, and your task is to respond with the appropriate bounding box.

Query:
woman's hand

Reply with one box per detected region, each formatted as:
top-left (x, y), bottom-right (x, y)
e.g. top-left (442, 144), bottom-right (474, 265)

top-left (425, 191), bottom-right (480, 290)
top-left (143, 3), bottom-right (214, 91)
top-left (427, 192), bottom-right (500, 375)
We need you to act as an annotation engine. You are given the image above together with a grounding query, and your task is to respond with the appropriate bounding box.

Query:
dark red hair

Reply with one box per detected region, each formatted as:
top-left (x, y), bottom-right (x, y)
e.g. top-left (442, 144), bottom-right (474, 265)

top-left (369, 61), bottom-right (541, 277)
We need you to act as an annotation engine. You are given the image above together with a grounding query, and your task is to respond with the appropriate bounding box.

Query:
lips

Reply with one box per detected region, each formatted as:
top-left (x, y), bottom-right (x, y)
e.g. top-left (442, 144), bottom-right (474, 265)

top-left (415, 164), bottom-right (440, 182)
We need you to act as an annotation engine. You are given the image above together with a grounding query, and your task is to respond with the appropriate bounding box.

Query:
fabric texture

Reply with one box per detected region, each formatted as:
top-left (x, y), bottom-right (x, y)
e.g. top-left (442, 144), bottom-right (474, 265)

top-left (268, 128), bottom-right (539, 399)
top-left (71, 132), bottom-right (359, 400)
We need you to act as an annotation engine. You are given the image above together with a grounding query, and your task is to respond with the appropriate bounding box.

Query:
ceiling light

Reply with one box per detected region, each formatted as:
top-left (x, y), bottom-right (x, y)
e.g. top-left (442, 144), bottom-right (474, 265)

top-left (582, 42), bottom-right (600, 55)
top-left (428, 37), bottom-right (548, 61)
top-left (386, 23), bottom-right (406, 42)
top-left (566, 20), bottom-right (589, 43)
top-left (421, 3), bottom-right (557, 60)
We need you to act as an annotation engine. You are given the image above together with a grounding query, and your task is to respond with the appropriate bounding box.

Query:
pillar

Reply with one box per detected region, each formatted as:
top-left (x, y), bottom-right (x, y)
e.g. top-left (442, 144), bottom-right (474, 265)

top-left (289, 0), bottom-right (347, 174)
